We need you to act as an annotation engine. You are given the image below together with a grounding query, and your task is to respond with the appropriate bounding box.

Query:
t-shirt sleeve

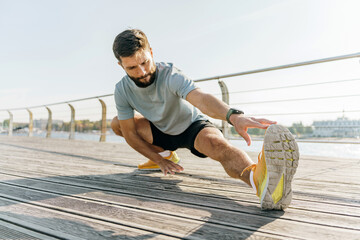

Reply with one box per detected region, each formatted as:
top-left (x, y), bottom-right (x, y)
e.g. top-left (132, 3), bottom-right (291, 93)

top-left (114, 83), bottom-right (134, 120)
top-left (168, 67), bottom-right (198, 99)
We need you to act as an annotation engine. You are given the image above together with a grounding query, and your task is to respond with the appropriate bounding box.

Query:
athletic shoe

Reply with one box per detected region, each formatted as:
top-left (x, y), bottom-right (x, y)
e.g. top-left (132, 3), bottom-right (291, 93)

top-left (138, 151), bottom-right (180, 170)
top-left (242, 124), bottom-right (299, 210)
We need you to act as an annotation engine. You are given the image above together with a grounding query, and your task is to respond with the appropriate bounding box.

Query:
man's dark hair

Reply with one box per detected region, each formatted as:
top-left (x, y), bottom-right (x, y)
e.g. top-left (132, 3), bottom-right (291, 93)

top-left (113, 29), bottom-right (150, 62)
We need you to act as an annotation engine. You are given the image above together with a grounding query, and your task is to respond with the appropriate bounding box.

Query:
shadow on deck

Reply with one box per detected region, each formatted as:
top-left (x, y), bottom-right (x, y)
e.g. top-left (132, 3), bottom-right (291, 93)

top-left (0, 136), bottom-right (359, 239)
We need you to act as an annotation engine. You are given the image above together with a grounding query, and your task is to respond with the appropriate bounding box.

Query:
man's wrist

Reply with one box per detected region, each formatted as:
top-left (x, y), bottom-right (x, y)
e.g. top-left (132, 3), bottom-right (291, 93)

top-left (229, 113), bottom-right (244, 125)
top-left (226, 108), bottom-right (244, 125)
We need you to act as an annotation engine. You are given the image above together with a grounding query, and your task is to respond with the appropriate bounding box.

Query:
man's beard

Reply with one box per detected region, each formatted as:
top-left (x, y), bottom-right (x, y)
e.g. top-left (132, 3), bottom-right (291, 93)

top-left (127, 67), bottom-right (157, 88)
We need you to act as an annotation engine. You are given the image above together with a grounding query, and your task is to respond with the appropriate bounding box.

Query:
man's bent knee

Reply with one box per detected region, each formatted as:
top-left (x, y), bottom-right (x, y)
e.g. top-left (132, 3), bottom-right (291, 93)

top-left (111, 116), bottom-right (123, 136)
top-left (194, 128), bottom-right (230, 160)
top-left (208, 137), bottom-right (232, 160)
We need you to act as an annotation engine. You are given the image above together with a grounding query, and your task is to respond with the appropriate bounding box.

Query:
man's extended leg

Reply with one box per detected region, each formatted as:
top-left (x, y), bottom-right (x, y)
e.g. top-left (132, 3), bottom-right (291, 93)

top-left (194, 125), bottom-right (299, 210)
top-left (193, 127), bottom-right (254, 186)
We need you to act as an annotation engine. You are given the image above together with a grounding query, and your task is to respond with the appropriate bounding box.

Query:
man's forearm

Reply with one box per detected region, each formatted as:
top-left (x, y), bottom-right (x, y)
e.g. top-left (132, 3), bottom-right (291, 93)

top-left (199, 93), bottom-right (230, 120)
top-left (124, 132), bottom-right (163, 164)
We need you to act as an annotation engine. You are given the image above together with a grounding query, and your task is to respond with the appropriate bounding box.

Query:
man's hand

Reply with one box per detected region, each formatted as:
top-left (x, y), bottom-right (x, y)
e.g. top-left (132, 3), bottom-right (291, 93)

top-left (157, 158), bottom-right (184, 176)
top-left (186, 88), bottom-right (277, 146)
top-left (230, 115), bottom-right (277, 146)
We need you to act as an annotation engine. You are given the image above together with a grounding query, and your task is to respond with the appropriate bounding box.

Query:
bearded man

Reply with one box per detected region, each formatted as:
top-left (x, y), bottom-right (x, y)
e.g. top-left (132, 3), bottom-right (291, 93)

top-left (111, 29), bottom-right (299, 210)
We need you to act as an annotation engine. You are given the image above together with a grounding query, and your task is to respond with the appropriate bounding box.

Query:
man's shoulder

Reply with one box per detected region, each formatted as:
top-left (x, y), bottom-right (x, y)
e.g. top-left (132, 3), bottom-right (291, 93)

top-left (157, 62), bottom-right (188, 82)
top-left (157, 62), bottom-right (173, 70)
top-left (157, 62), bottom-right (173, 78)
top-left (114, 76), bottom-right (131, 97)
top-left (157, 62), bottom-right (183, 75)
top-left (115, 75), bottom-right (130, 89)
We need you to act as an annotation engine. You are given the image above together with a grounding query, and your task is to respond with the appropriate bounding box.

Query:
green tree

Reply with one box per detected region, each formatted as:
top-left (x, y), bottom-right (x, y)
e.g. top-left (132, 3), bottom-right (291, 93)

top-left (3, 119), bottom-right (9, 128)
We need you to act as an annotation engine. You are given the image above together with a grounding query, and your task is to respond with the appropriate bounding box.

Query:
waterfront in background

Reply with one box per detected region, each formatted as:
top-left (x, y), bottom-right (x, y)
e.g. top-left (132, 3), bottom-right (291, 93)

top-left (3, 131), bottom-right (359, 160)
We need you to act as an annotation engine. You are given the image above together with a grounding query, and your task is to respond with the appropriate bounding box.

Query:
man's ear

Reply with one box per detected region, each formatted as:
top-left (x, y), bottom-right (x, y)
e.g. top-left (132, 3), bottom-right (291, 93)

top-left (118, 61), bottom-right (123, 68)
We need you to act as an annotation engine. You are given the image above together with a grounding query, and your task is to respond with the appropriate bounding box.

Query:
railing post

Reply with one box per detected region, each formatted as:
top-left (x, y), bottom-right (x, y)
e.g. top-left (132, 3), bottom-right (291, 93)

top-left (68, 104), bottom-right (75, 140)
top-left (7, 110), bottom-right (13, 136)
top-left (98, 99), bottom-right (107, 142)
top-left (45, 106), bottom-right (52, 138)
top-left (218, 79), bottom-right (230, 138)
top-left (27, 109), bottom-right (33, 137)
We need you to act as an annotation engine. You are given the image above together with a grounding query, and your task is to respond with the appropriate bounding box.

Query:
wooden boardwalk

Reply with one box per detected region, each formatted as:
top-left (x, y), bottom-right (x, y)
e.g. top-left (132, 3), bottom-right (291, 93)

top-left (0, 135), bottom-right (359, 239)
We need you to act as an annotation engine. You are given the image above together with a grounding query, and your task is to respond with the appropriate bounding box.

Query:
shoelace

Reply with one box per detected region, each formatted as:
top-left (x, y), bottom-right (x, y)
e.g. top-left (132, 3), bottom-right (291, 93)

top-left (240, 152), bottom-right (262, 176)
top-left (241, 164), bottom-right (256, 176)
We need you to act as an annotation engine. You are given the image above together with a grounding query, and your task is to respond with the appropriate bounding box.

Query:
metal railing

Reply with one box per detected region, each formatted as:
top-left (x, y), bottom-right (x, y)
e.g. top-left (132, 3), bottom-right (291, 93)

top-left (1, 52), bottom-right (360, 143)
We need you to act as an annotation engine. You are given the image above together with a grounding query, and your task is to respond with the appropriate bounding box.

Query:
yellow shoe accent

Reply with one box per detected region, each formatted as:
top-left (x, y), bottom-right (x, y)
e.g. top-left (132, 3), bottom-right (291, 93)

top-left (272, 174), bottom-right (284, 204)
top-left (138, 151), bottom-right (180, 170)
top-left (241, 148), bottom-right (268, 198)
top-left (241, 124), bottom-right (299, 210)
top-left (137, 159), bottom-right (162, 170)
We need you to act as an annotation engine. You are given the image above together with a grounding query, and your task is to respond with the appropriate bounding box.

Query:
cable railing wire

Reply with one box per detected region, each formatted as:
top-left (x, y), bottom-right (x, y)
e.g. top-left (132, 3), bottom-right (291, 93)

top-left (249, 109), bottom-right (360, 116)
top-left (194, 52), bottom-right (360, 82)
top-left (0, 94), bottom-right (114, 111)
top-left (232, 93), bottom-right (360, 105)
top-left (186, 77), bottom-right (360, 97)
top-left (227, 77), bottom-right (360, 95)
top-left (1, 52), bottom-right (359, 112)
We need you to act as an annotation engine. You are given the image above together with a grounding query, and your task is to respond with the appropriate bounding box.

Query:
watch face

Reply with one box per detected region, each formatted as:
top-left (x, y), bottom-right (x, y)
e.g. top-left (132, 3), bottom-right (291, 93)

top-left (232, 109), bottom-right (244, 114)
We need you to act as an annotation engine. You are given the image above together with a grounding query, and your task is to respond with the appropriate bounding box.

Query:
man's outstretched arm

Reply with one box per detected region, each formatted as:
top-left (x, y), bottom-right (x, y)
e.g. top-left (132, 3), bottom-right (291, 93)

top-left (186, 88), bottom-right (276, 146)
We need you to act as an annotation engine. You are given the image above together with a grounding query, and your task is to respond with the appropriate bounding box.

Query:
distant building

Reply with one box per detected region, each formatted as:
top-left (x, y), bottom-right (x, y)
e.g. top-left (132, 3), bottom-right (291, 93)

top-left (312, 117), bottom-right (360, 138)
top-left (33, 119), bottom-right (48, 129)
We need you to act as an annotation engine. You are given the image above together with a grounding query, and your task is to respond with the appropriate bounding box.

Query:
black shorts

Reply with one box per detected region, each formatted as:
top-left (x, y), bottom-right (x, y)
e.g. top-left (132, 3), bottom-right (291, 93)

top-left (150, 120), bottom-right (217, 158)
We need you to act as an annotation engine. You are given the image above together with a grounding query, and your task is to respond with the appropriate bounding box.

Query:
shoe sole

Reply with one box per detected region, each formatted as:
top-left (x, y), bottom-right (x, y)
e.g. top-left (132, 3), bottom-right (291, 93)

top-left (138, 160), bottom-right (181, 171)
top-left (260, 124), bottom-right (299, 210)
top-left (138, 167), bottom-right (161, 171)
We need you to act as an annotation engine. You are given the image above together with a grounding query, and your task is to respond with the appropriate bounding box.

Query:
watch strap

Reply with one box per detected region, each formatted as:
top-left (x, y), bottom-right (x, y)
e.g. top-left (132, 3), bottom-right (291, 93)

top-left (226, 108), bottom-right (244, 125)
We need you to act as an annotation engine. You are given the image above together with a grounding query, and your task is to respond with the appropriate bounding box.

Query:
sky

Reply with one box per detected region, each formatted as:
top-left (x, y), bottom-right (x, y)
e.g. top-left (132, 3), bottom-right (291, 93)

top-left (0, 0), bottom-right (359, 126)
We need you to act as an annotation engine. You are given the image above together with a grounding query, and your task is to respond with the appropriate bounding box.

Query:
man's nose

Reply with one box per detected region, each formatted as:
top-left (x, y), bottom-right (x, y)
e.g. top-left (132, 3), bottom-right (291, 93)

top-left (138, 65), bottom-right (146, 76)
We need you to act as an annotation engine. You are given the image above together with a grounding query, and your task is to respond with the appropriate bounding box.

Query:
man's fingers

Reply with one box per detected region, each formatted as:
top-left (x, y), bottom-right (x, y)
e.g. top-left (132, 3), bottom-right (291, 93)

top-left (163, 168), bottom-right (171, 176)
top-left (161, 162), bottom-right (184, 176)
top-left (176, 164), bottom-right (184, 172)
top-left (248, 118), bottom-right (276, 129)
top-left (251, 118), bottom-right (277, 125)
top-left (239, 130), bottom-right (252, 146)
top-left (234, 116), bottom-right (277, 145)
top-left (170, 161), bottom-right (183, 172)
top-left (250, 121), bottom-right (269, 129)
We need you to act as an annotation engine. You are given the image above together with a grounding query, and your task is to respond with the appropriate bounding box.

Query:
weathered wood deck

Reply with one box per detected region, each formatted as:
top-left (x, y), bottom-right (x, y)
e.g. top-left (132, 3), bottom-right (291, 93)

top-left (0, 135), bottom-right (359, 239)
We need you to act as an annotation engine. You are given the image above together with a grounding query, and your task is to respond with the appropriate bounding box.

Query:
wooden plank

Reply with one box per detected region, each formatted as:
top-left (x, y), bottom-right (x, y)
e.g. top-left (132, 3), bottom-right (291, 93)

top-left (1, 154), bottom-right (359, 209)
top-left (1, 136), bottom-right (359, 211)
top-left (0, 187), bottom-right (286, 239)
top-left (1, 136), bottom-right (360, 239)
top-left (0, 170), bottom-right (359, 239)
top-left (0, 197), bottom-right (179, 240)
top-left (0, 219), bottom-right (59, 240)
top-left (1, 165), bottom-right (360, 216)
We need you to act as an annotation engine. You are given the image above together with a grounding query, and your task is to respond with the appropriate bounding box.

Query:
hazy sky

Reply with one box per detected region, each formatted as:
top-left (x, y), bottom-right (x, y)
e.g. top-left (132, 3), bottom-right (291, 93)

top-left (1, 0), bottom-right (359, 125)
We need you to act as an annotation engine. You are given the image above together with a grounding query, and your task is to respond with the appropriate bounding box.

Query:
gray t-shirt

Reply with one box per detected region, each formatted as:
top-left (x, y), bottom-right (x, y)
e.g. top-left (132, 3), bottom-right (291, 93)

top-left (114, 62), bottom-right (207, 135)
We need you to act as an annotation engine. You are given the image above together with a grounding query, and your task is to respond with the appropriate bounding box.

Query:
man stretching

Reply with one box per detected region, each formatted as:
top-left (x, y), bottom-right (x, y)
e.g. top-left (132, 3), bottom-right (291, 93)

top-left (111, 29), bottom-right (299, 210)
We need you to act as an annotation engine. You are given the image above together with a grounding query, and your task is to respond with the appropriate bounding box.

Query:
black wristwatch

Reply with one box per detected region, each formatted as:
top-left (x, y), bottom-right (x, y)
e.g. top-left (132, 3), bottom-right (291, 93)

top-left (226, 108), bottom-right (244, 125)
